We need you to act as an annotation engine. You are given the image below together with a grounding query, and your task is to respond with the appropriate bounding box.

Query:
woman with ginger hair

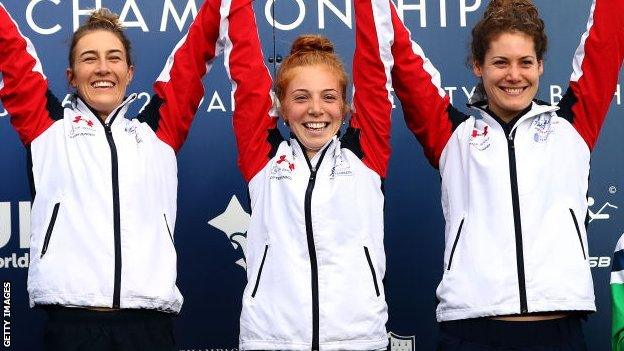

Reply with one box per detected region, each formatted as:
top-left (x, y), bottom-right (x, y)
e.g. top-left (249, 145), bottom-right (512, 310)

top-left (355, 0), bottom-right (623, 349)
top-left (219, 0), bottom-right (398, 349)
top-left (0, 0), bottom-right (247, 349)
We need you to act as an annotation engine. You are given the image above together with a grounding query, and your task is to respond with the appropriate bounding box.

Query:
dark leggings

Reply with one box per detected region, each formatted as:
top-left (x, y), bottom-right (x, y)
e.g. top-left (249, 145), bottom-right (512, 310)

top-left (437, 316), bottom-right (587, 351)
top-left (43, 306), bottom-right (175, 351)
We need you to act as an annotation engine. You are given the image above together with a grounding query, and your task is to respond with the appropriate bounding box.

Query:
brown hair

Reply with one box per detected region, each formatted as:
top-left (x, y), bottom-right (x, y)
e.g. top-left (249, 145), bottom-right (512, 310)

top-left (275, 35), bottom-right (348, 111)
top-left (68, 8), bottom-right (133, 69)
top-left (470, 0), bottom-right (547, 100)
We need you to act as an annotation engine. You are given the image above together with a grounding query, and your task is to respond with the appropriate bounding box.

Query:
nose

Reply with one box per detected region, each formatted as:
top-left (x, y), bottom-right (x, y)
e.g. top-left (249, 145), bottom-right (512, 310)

top-left (308, 97), bottom-right (323, 117)
top-left (506, 64), bottom-right (521, 82)
top-left (95, 58), bottom-right (110, 74)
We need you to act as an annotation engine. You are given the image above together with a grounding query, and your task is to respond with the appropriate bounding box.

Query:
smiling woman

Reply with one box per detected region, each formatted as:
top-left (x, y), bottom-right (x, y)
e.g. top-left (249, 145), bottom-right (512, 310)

top-left (67, 29), bottom-right (134, 119)
top-left (0, 1), bottom-right (239, 350)
top-left (276, 36), bottom-right (348, 158)
top-left (354, 0), bottom-right (624, 349)
top-left (224, 4), bottom-right (394, 349)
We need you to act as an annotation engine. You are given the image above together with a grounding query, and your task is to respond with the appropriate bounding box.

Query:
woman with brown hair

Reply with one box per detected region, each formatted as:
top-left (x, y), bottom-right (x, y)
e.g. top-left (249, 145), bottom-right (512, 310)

top-left (220, 0), bottom-right (397, 349)
top-left (354, 0), bottom-right (623, 349)
top-left (0, 0), bottom-right (237, 349)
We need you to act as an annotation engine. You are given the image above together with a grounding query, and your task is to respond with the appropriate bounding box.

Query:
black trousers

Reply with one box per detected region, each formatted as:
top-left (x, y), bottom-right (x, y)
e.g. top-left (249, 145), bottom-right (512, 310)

top-left (43, 306), bottom-right (175, 351)
top-left (437, 316), bottom-right (587, 351)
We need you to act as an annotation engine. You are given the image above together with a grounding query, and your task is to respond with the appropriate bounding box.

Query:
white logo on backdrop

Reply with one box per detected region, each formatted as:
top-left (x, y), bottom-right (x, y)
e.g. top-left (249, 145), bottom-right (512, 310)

top-left (208, 195), bottom-right (249, 269)
top-left (588, 196), bottom-right (618, 223)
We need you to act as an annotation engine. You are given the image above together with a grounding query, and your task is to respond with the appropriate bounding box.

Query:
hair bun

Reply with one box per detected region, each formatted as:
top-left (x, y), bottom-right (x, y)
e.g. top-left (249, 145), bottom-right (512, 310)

top-left (289, 35), bottom-right (335, 56)
top-left (86, 8), bottom-right (124, 31)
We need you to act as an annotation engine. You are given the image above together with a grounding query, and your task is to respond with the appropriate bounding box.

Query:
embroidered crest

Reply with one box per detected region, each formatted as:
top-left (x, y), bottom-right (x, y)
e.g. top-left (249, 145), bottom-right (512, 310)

top-left (269, 154), bottom-right (296, 180)
top-left (330, 153), bottom-right (353, 179)
top-left (124, 124), bottom-right (143, 144)
top-left (469, 123), bottom-right (491, 150)
top-left (532, 114), bottom-right (555, 142)
top-left (68, 115), bottom-right (96, 138)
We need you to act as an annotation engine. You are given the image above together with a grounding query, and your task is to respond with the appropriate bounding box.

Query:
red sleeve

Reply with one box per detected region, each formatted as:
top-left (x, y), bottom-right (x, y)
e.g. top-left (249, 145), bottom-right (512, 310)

top-left (0, 3), bottom-right (54, 145)
top-left (386, 1), bottom-right (461, 169)
top-left (151, 0), bottom-right (225, 152)
top-left (224, 0), bottom-right (276, 182)
top-left (351, 0), bottom-right (395, 178)
top-left (562, 0), bottom-right (624, 150)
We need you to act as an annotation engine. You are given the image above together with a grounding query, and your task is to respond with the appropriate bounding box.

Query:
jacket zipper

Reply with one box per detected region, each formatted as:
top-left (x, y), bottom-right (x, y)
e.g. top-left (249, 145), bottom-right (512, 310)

top-left (163, 214), bottom-right (175, 245)
top-left (363, 247), bottom-right (380, 297)
top-left (569, 209), bottom-right (587, 259)
top-left (251, 244), bottom-right (269, 297)
top-left (102, 111), bottom-right (122, 309)
top-left (447, 218), bottom-right (465, 271)
top-left (40, 203), bottom-right (60, 258)
top-left (507, 130), bottom-right (527, 314)
top-left (301, 143), bottom-right (330, 351)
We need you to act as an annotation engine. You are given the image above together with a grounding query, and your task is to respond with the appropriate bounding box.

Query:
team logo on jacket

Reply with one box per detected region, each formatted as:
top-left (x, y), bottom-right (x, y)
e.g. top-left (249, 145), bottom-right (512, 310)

top-left (532, 114), bottom-right (555, 142)
top-left (388, 332), bottom-right (415, 351)
top-left (124, 124), bottom-right (143, 144)
top-left (208, 195), bottom-right (250, 269)
top-left (69, 115), bottom-right (96, 138)
top-left (269, 154), bottom-right (296, 180)
top-left (329, 153), bottom-right (353, 179)
top-left (469, 123), bottom-right (491, 150)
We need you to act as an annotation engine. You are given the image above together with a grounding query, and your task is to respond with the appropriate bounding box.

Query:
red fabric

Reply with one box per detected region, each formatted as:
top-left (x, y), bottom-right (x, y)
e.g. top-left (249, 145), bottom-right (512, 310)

top-left (387, 1), bottom-right (452, 169)
top-left (352, 0), bottom-right (394, 178)
top-left (0, 4), bottom-right (53, 145)
top-left (227, 1), bottom-right (276, 182)
top-left (153, 0), bottom-right (223, 152)
top-left (569, 0), bottom-right (624, 151)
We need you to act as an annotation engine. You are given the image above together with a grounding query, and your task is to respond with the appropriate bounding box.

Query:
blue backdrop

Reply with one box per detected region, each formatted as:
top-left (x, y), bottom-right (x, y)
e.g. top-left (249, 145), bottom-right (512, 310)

top-left (0, 0), bottom-right (622, 350)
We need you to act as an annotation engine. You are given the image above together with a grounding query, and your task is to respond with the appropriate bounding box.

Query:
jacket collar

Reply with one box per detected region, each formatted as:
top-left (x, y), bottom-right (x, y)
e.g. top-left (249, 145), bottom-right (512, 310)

top-left (468, 100), bottom-right (558, 136)
top-left (72, 93), bottom-right (137, 126)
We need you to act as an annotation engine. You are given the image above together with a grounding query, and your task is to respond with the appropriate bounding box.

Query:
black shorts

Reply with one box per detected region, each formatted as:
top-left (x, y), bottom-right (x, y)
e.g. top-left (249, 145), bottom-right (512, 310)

top-left (43, 306), bottom-right (175, 351)
top-left (437, 316), bottom-right (587, 350)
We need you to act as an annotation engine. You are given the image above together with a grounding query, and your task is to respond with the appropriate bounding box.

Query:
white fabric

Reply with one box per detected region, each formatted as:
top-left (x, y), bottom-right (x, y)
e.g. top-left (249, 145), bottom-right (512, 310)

top-left (436, 102), bottom-right (596, 322)
top-left (240, 137), bottom-right (388, 351)
top-left (27, 96), bottom-right (183, 313)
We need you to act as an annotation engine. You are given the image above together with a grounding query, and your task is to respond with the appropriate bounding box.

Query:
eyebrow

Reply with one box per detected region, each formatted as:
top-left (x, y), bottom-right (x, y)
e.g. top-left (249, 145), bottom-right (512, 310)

top-left (79, 49), bottom-right (124, 57)
top-left (491, 55), bottom-right (536, 60)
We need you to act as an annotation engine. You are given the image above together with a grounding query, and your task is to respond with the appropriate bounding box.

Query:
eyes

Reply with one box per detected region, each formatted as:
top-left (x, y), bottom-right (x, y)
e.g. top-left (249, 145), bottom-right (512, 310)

top-left (292, 92), bottom-right (339, 103)
top-left (492, 58), bottom-right (537, 68)
top-left (80, 53), bottom-right (124, 64)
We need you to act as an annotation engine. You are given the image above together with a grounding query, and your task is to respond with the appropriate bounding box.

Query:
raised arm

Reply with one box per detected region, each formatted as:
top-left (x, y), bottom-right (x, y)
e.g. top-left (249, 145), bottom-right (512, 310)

top-left (222, 0), bottom-right (276, 182)
top-left (612, 235), bottom-right (624, 351)
top-left (558, 0), bottom-right (624, 150)
top-left (139, 0), bottom-right (229, 152)
top-left (381, 0), bottom-right (466, 169)
top-left (0, 3), bottom-right (61, 145)
top-left (349, 0), bottom-right (395, 178)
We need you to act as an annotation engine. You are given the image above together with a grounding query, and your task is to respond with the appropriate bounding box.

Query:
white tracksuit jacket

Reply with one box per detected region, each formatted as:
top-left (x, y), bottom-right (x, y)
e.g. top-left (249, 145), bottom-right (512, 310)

top-left (0, 0), bottom-right (228, 313)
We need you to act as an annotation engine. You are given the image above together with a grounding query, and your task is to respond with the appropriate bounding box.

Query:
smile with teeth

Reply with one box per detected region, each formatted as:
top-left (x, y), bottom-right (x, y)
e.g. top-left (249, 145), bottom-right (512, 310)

top-left (501, 86), bottom-right (526, 95)
top-left (92, 81), bottom-right (115, 88)
top-left (304, 122), bottom-right (329, 130)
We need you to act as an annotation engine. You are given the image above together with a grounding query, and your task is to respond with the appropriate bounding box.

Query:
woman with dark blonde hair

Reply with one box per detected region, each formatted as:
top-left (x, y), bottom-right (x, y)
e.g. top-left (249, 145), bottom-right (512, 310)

top-left (217, 0), bottom-right (399, 349)
top-left (0, 0), bottom-right (241, 349)
top-left (355, 0), bottom-right (623, 349)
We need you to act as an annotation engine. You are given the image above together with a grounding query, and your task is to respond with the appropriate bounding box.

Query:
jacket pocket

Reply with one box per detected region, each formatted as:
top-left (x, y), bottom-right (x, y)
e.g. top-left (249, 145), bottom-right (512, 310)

top-left (40, 203), bottom-right (60, 258)
top-left (251, 244), bottom-right (269, 298)
top-left (447, 218), bottom-right (465, 271)
top-left (364, 246), bottom-right (380, 297)
top-left (569, 209), bottom-right (586, 259)
top-left (163, 214), bottom-right (175, 245)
